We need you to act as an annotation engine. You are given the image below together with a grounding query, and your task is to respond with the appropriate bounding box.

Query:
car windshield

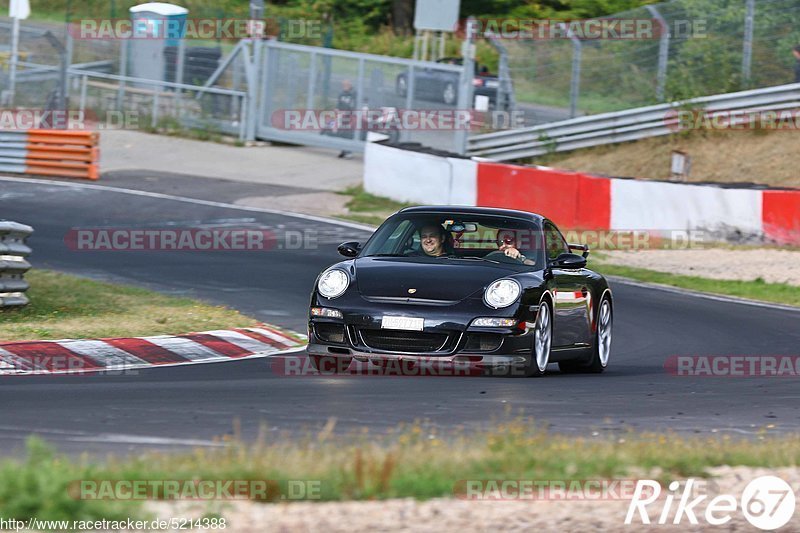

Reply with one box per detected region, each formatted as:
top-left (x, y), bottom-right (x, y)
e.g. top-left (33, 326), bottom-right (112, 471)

top-left (359, 212), bottom-right (545, 269)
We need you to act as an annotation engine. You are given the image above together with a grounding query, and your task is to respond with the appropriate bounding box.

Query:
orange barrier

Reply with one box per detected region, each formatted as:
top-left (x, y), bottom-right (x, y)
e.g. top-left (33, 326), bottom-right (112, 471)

top-left (24, 130), bottom-right (99, 180)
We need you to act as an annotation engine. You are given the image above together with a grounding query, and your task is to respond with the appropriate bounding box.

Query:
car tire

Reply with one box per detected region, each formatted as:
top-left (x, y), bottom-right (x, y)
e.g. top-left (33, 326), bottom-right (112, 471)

top-left (514, 300), bottom-right (552, 377)
top-left (396, 75), bottom-right (408, 97)
top-left (442, 82), bottom-right (456, 105)
top-left (558, 296), bottom-right (612, 374)
top-left (309, 354), bottom-right (352, 374)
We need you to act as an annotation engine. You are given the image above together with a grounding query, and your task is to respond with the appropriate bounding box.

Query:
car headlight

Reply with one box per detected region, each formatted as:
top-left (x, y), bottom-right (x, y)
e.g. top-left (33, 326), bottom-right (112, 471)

top-left (484, 279), bottom-right (521, 309)
top-left (318, 269), bottom-right (349, 299)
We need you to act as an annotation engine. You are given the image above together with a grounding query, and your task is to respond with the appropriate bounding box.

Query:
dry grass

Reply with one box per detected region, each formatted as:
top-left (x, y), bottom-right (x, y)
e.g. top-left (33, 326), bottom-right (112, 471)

top-left (0, 270), bottom-right (257, 341)
top-left (93, 418), bottom-right (800, 502)
top-left (539, 129), bottom-right (800, 188)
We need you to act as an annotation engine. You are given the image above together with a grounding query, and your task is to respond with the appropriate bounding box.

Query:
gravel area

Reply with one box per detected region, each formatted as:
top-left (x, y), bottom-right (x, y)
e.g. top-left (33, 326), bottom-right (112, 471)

top-left (599, 249), bottom-right (800, 286)
top-left (152, 467), bottom-right (800, 532)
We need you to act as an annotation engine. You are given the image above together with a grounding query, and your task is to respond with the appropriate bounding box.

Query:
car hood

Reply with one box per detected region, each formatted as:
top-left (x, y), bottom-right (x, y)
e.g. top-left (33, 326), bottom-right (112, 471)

top-left (354, 257), bottom-right (517, 301)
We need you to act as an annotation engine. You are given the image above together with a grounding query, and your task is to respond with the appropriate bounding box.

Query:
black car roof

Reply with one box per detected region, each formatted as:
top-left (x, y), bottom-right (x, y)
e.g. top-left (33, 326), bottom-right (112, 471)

top-left (397, 205), bottom-right (545, 222)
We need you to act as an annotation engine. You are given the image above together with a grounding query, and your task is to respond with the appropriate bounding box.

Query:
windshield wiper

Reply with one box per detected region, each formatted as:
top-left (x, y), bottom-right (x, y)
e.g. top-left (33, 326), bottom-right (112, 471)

top-left (366, 253), bottom-right (407, 257)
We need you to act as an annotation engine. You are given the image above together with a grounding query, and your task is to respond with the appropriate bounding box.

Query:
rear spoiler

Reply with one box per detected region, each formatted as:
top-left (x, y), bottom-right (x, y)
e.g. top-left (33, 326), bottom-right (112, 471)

top-left (568, 243), bottom-right (590, 259)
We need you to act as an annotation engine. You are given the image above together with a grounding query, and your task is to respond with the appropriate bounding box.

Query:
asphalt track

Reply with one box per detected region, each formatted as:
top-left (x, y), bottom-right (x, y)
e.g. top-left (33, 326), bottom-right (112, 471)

top-left (1, 175), bottom-right (799, 456)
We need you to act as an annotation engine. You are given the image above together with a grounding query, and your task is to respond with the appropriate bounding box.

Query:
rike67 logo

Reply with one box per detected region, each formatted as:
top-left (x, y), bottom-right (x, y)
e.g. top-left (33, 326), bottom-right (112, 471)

top-left (626, 476), bottom-right (796, 530)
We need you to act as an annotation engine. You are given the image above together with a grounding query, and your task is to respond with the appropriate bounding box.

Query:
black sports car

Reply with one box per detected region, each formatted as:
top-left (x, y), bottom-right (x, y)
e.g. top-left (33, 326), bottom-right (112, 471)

top-left (396, 57), bottom-right (502, 108)
top-left (307, 206), bottom-right (613, 377)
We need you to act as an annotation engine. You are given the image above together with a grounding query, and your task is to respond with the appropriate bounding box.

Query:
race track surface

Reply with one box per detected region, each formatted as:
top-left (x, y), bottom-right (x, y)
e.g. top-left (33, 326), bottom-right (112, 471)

top-left (1, 176), bottom-right (799, 456)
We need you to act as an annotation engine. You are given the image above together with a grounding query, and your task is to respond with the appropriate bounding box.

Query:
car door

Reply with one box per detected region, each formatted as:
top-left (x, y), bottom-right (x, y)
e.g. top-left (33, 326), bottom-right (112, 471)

top-left (544, 221), bottom-right (592, 347)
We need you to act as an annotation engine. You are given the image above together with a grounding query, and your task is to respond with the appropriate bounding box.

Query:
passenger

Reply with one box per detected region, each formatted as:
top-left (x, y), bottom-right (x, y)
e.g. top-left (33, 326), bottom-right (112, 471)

top-left (417, 224), bottom-right (449, 257)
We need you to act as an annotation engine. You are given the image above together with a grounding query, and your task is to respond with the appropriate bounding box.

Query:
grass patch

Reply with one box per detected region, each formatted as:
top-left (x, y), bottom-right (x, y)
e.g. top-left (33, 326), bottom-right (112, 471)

top-left (3, 420), bottom-right (799, 522)
top-left (591, 260), bottom-right (800, 307)
top-left (0, 270), bottom-right (258, 341)
top-left (0, 438), bottom-right (145, 523)
top-left (337, 185), bottom-right (413, 227)
top-left (532, 128), bottom-right (800, 189)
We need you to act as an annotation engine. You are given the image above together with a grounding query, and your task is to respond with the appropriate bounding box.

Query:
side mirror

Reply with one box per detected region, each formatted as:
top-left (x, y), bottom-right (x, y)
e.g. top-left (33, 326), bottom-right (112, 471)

top-left (337, 241), bottom-right (361, 258)
top-left (568, 243), bottom-right (590, 259)
top-left (551, 253), bottom-right (587, 270)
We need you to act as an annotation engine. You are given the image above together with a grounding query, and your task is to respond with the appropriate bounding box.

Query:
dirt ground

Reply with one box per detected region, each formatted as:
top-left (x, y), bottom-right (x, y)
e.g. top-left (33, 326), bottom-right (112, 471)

top-left (152, 466), bottom-right (800, 532)
top-left (597, 248), bottom-right (800, 286)
top-left (542, 129), bottom-right (800, 189)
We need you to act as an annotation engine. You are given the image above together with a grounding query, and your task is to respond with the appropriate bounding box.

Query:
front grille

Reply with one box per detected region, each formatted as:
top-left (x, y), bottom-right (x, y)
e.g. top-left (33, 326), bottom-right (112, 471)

top-left (464, 333), bottom-right (503, 352)
top-left (315, 323), bottom-right (346, 344)
top-left (359, 329), bottom-right (449, 353)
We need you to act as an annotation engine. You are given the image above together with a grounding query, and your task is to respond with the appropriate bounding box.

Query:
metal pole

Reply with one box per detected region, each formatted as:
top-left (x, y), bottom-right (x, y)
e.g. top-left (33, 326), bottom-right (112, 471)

top-left (646, 5), bottom-right (670, 102)
top-left (742, 0), bottom-right (755, 87)
top-left (306, 51), bottom-right (317, 111)
top-left (563, 23), bottom-right (582, 119)
top-left (8, 17), bottom-right (20, 106)
top-left (403, 64), bottom-right (415, 142)
top-left (175, 38), bottom-right (185, 118)
top-left (152, 85), bottom-right (160, 128)
top-left (244, 39), bottom-right (261, 141)
top-left (79, 74), bottom-right (88, 113)
top-left (454, 17), bottom-right (477, 155)
top-left (353, 57), bottom-right (365, 142)
top-left (58, 35), bottom-right (70, 110)
top-left (175, 38), bottom-right (186, 86)
top-left (117, 39), bottom-right (128, 111)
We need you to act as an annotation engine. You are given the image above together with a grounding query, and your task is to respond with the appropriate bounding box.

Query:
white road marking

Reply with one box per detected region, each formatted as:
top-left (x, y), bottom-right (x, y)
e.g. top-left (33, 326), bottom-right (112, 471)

top-left (0, 176), bottom-right (376, 232)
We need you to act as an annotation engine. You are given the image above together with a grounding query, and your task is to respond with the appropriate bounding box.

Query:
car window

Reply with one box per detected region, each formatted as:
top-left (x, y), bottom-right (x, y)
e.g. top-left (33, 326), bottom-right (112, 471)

top-left (544, 222), bottom-right (569, 261)
top-left (373, 219), bottom-right (414, 255)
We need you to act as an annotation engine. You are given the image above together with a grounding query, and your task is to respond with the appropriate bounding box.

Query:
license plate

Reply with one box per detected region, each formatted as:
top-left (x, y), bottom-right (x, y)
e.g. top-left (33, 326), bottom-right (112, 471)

top-left (381, 316), bottom-right (424, 331)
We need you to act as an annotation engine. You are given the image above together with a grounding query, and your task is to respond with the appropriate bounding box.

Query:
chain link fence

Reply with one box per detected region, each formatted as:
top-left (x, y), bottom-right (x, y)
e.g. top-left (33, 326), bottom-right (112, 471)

top-left (505, 0), bottom-right (800, 122)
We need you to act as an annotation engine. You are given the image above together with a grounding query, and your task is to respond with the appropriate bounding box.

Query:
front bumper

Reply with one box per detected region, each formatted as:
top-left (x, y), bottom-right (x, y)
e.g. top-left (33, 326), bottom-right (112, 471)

top-left (307, 303), bottom-right (537, 369)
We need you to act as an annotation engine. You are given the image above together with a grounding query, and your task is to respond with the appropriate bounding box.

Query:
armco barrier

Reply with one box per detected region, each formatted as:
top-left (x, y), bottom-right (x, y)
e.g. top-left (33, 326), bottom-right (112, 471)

top-left (0, 221), bottom-right (33, 307)
top-left (0, 130), bottom-right (99, 180)
top-left (363, 142), bottom-right (800, 245)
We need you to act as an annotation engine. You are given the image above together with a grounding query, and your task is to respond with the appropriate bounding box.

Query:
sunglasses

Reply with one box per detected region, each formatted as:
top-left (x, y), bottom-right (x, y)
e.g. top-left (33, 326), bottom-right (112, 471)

top-left (497, 236), bottom-right (516, 245)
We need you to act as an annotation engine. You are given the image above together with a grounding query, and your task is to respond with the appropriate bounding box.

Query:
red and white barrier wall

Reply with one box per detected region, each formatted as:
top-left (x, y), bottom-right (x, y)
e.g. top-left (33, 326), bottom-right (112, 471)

top-left (364, 143), bottom-right (800, 245)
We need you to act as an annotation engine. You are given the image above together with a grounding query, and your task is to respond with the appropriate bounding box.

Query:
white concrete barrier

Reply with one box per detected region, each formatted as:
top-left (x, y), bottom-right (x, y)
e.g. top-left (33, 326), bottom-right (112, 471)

top-left (364, 143), bottom-right (477, 205)
top-left (610, 179), bottom-right (763, 237)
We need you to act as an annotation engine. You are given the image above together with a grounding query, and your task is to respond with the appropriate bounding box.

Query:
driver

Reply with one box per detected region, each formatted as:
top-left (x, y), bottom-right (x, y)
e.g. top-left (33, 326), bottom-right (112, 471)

top-left (493, 231), bottom-right (535, 266)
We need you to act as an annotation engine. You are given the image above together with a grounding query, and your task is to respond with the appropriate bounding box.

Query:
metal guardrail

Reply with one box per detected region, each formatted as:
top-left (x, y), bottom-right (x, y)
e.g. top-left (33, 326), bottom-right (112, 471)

top-left (468, 83), bottom-right (800, 161)
top-left (0, 221), bottom-right (33, 308)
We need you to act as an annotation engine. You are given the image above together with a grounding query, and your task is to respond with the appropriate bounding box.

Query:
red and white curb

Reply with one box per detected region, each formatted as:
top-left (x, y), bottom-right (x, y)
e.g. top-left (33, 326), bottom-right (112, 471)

top-left (0, 324), bottom-right (307, 375)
